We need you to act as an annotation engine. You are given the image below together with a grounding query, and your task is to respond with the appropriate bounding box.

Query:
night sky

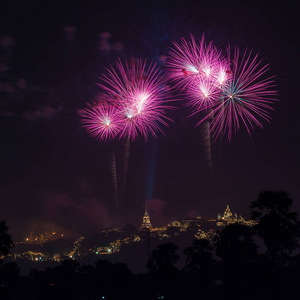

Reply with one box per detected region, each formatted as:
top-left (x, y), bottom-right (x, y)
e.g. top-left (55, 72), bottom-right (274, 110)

top-left (0, 0), bottom-right (299, 241)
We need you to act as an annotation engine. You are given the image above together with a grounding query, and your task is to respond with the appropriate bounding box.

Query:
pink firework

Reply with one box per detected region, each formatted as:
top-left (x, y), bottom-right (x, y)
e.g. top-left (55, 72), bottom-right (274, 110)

top-left (100, 58), bottom-right (172, 140)
top-left (197, 46), bottom-right (278, 141)
top-left (187, 77), bottom-right (222, 110)
top-left (81, 100), bottom-right (121, 140)
top-left (166, 35), bottom-right (225, 92)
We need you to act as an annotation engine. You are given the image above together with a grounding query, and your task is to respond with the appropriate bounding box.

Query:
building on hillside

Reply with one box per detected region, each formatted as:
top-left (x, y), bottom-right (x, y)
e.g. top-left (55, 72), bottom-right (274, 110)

top-left (140, 208), bottom-right (152, 230)
top-left (217, 205), bottom-right (257, 227)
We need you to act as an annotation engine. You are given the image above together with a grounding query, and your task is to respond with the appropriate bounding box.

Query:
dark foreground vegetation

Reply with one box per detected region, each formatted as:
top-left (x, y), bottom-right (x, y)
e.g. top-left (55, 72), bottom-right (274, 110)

top-left (1, 191), bottom-right (300, 300)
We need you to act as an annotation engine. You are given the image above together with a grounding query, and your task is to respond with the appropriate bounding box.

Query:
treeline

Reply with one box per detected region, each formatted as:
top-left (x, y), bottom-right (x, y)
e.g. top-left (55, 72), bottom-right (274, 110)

top-left (1, 191), bottom-right (300, 299)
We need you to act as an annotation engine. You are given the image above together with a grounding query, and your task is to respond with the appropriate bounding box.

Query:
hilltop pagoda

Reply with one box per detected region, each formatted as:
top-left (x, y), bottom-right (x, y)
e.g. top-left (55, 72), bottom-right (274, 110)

top-left (140, 208), bottom-right (152, 230)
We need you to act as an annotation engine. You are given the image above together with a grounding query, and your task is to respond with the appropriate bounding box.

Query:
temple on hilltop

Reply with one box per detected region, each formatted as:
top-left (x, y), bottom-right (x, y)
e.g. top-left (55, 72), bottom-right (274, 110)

top-left (218, 205), bottom-right (236, 221)
top-left (140, 207), bottom-right (152, 230)
top-left (217, 205), bottom-right (257, 227)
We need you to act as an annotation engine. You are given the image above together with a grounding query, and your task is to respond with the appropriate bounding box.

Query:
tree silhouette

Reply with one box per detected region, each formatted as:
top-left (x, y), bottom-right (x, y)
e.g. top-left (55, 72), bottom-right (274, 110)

top-left (147, 243), bottom-right (180, 299)
top-left (214, 223), bottom-right (258, 298)
top-left (0, 220), bottom-right (14, 263)
top-left (0, 262), bottom-right (21, 300)
top-left (183, 238), bottom-right (216, 297)
top-left (61, 259), bottom-right (80, 271)
top-left (184, 238), bottom-right (215, 274)
top-left (251, 190), bottom-right (300, 261)
top-left (147, 242), bottom-right (179, 274)
top-left (214, 223), bottom-right (257, 264)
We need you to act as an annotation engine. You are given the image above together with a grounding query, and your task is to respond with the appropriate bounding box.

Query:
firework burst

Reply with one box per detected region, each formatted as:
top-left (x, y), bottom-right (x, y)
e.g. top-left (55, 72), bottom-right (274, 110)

top-left (81, 100), bottom-right (121, 140)
top-left (167, 35), bottom-right (277, 142)
top-left (101, 58), bottom-right (172, 140)
top-left (197, 47), bottom-right (278, 141)
top-left (166, 35), bottom-right (225, 92)
top-left (187, 77), bottom-right (222, 110)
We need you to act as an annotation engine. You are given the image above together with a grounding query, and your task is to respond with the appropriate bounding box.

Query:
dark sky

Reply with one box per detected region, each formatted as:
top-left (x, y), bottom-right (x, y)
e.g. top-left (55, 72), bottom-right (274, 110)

top-left (0, 0), bottom-right (299, 241)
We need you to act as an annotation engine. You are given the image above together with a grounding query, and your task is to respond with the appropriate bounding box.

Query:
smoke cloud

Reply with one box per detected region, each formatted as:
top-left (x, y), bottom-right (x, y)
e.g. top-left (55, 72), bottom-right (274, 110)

top-left (147, 198), bottom-right (167, 227)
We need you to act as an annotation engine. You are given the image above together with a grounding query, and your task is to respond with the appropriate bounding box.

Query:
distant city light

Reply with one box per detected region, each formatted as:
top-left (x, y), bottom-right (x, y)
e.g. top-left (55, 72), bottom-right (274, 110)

top-left (14, 206), bottom-right (255, 262)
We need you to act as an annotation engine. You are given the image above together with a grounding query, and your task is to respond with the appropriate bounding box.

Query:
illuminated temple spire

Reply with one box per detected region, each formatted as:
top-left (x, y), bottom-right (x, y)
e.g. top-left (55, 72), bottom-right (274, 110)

top-left (140, 205), bottom-right (152, 230)
top-left (223, 205), bottom-right (233, 219)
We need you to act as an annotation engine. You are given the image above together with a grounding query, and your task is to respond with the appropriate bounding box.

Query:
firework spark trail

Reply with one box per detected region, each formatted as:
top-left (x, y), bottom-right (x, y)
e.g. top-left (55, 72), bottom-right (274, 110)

top-left (82, 58), bottom-right (173, 211)
top-left (81, 102), bottom-right (121, 210)
top-left (100, 58), bottom-right (172, 205)
top-left (146, 137), bottom-right (158, 200)
top-left (81, 35), bottom-right (278, 214)
top-left (167, 35), bottom-right (227, 169)
top-left (203, 120), bottom-right (213, 174)
top-left (122, 136), bottom-right (130, 193)
top-left (110, 151), bottom-right (119, 209)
